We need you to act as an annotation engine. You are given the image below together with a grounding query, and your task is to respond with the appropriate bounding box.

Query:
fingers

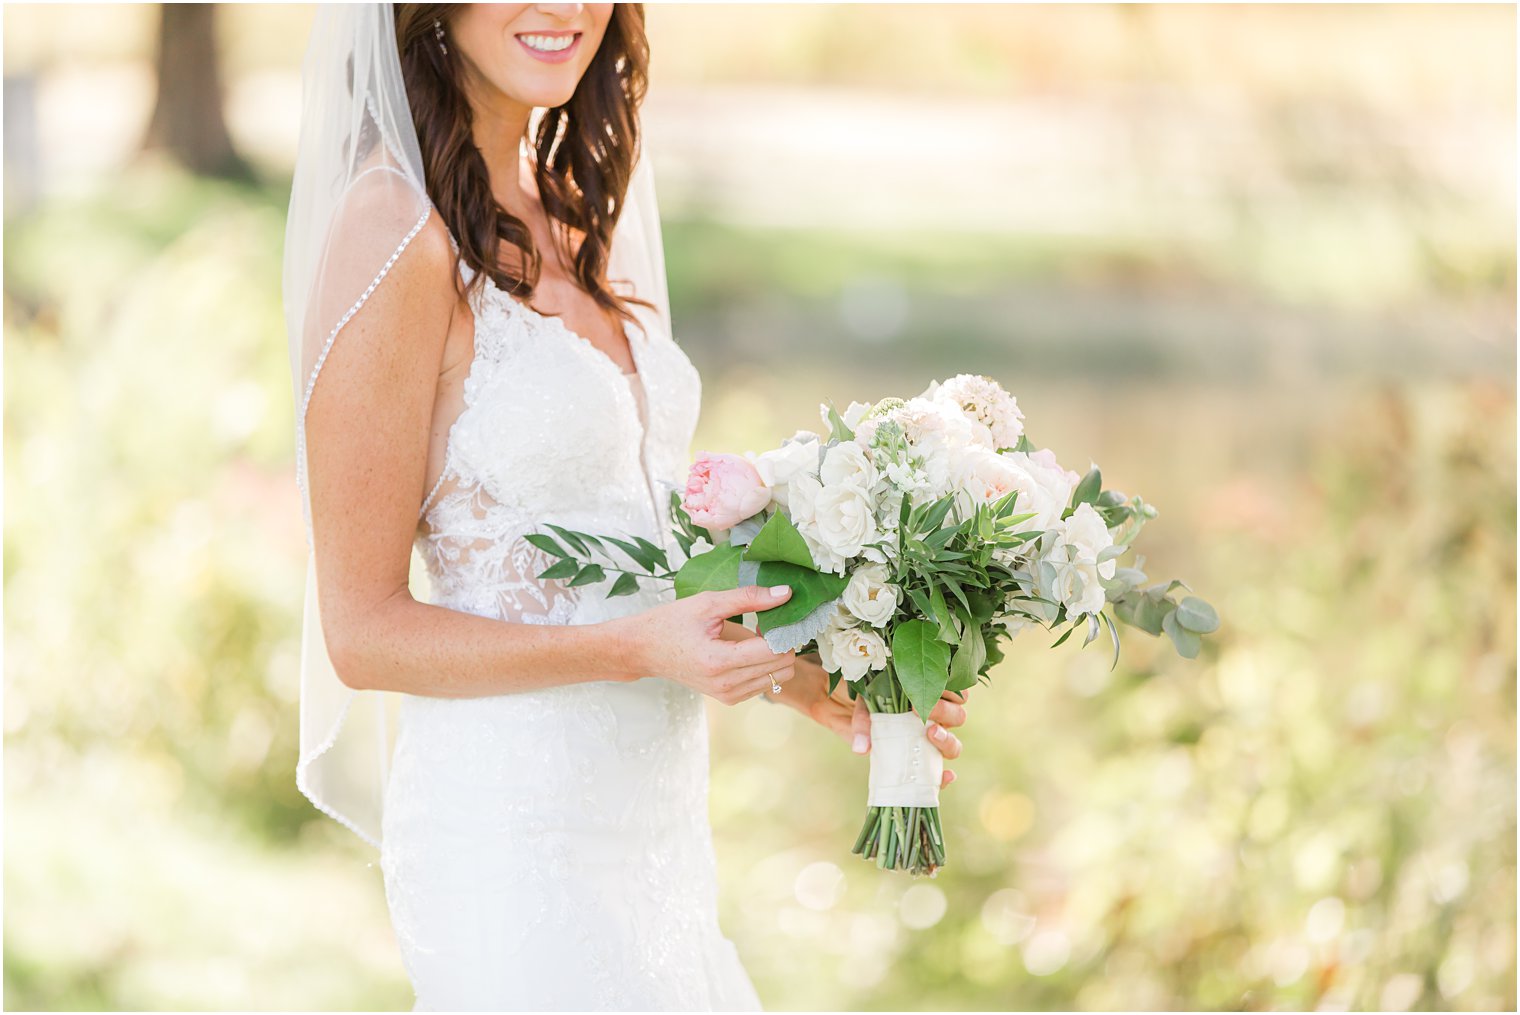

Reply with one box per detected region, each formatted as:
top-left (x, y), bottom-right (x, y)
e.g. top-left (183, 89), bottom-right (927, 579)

top-left (715, 657), bottom-right (797, 705)
top-left (850, 695), bottom-right (871, 755)
top-left (941, 688), bottom-right (968, 705)
top-left (940, 768), bottom-right (958, 789)
top-left (927, 696), bottom-right (967, 729)
top-left (726, 634), bottom-right (794, 669)
top-left (703, 584), bottom-right (792, 618)
top-left (925, 720), bottom-right (962, 760)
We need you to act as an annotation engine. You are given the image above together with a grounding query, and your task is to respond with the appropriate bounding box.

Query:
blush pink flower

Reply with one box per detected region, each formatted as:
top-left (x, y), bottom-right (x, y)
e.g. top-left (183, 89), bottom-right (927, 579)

top-left (682, 452), bottom-right (771, 530)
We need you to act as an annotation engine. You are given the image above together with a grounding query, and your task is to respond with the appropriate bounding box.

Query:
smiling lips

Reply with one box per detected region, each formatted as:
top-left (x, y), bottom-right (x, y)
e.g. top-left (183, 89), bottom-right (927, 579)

top-left (515, 30), bottom-right (582, 64)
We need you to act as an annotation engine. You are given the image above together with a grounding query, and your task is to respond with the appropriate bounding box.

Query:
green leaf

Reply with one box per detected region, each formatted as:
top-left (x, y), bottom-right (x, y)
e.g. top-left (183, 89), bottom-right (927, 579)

top-left (546, 524), bottom-right (591, 556)
top-left (1071, 466), bottom-right (1102, 508)
top-left (926, 584), bottom-right (959, 644)
top-left (753, 561), bottom-right (849, 633)
top-left (607, 572), bottom-right (641, 597)
top-left (920, 495), bottom-right (956, 533)
top-left (924, 525), bottom-right (959, 551)
top-left (891, 620), bottom-right (952, 721)
top-left (1012, 434), bottom-right (1034, 453)
top-left (673, 543), bottom-right (743, 599)
top-left (524, 533), bottom-right (569, 558)
top-left (1162, 608), bottom-right (1202, 658)
top-left (963, 587), bottom-right (999, 626)
top-left (1174, 595), bottom-right (1219, 634)
top-left (603, 534), bottom-right (660, 572)
top-left (742, 511), bottom-right (815, 569)
top-left (827, 670), bottom-right (841, 696)
top-left (568, 563), bottom-right (606, 587)
top-left (631, 535), bottom-right (670, 571)
top-left (1051, 623), bottom-right (1077, 649)
top-left (823, 401), bottom-right (856, 442)
top-left (906, 586), bottom-right (935, 624)
top-left (941, 577), bottom-right (974, 619)
top-left (947, 629), bottom-right (986, 693)
top-left (538, 558), bottom-right (580, 581)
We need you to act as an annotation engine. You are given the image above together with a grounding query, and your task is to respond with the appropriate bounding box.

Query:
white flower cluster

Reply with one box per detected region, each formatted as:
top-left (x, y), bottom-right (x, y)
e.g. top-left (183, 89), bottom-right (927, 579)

top-left (742, 375), bottom-right (1121, 680)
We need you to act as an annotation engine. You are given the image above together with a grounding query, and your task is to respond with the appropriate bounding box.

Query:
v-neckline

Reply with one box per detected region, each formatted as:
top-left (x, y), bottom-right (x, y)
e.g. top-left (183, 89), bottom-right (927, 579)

top-left (505, 286), bottom-right (644, 381)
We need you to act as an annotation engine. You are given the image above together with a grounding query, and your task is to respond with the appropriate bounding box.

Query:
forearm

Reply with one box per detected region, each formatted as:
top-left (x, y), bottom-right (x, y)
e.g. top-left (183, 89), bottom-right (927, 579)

top-left (330, 590), bottom-right (641, 697)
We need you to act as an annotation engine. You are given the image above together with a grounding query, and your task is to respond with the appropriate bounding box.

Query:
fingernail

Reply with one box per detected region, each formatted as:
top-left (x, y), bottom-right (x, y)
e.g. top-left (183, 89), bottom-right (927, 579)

top-left (769, 585), bottom-right (790, 599)
top-left (852, 733), bottom-right (868, 754)
top-left (930, 723), bottom-right (947, 742)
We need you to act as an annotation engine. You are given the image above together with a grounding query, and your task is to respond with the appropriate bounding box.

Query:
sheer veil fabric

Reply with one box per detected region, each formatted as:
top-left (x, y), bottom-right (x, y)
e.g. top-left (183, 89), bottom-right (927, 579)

top-left (283, 2), bottom-right (674, 850)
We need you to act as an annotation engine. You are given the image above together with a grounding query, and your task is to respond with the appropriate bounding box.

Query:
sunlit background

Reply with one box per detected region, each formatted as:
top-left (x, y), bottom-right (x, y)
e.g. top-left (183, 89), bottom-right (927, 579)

top-left (4, 3), bottom-right (1515, 1010)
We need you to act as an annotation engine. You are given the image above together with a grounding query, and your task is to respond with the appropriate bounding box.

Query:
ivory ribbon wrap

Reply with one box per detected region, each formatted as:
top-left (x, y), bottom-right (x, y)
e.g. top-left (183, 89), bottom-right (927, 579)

top-left (867, 712), bottom-right (943, 808)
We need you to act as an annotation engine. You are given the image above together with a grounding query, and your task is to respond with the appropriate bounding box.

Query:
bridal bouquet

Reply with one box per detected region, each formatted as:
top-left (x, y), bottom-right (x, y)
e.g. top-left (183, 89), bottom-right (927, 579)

top-left (532, 375), bottom-right (1218, 875)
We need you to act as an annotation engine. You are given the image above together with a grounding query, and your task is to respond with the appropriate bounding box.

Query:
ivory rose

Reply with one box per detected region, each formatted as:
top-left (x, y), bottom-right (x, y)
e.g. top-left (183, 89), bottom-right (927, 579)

top-left (682, 452), bottom-right (771, 530)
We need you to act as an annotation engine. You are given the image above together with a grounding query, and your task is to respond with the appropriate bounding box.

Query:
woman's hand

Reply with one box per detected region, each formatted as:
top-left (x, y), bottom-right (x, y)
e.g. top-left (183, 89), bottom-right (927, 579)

top-left (607, 585), bottom-right (799, 705)
top-left (757, 642), bottom-right (969, 790)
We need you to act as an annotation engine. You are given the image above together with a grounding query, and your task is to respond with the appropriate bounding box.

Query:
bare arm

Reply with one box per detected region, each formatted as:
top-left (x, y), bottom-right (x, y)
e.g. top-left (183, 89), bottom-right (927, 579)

top-left (305, 212), bottom-right (797, 700)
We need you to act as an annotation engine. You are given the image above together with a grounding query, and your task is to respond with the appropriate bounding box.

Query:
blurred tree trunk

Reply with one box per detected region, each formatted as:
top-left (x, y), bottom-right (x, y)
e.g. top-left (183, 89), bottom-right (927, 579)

top-left (141, 3), bottom-right (250, 179)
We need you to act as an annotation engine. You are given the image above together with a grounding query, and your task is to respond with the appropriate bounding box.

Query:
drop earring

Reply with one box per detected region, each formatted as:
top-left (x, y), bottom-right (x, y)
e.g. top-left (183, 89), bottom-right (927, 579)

top-left (434, 18), bottom-right (448, 56)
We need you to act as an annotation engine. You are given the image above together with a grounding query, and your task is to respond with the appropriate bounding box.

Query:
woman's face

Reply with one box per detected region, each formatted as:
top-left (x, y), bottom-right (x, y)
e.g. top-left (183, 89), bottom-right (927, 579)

top-left (448, 3), bottom-right (614, 111)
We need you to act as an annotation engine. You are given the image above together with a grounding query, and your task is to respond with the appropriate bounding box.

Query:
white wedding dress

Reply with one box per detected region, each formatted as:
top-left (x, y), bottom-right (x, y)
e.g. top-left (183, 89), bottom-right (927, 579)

top-left (377, 260), bottom-right (762, 1011)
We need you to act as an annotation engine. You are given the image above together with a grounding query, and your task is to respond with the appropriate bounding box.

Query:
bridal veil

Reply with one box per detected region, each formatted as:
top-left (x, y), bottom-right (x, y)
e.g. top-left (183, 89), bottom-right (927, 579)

top-left (282, 2), bottom-right (672, 847)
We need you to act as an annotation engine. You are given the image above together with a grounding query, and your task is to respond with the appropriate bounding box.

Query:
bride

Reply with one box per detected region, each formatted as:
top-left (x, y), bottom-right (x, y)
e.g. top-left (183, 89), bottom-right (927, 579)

top-left (283, 4), bottom-right (969, 1010)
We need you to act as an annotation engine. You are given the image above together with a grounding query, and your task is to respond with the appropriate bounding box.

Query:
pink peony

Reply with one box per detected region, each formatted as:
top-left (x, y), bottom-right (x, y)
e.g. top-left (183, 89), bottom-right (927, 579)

top-left (682, 452), bottom-right (771, 530)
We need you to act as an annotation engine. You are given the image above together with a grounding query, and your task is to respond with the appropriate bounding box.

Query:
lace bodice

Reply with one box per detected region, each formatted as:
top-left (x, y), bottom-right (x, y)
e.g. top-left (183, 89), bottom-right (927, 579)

top-left (379, 263), bottom-right (762, 1009)
top-left (413, 265), bottom-right (702, 626)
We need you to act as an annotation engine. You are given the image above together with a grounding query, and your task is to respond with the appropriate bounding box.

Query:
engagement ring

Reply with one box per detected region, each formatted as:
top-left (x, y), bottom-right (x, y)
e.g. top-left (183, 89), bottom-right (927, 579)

top-left (769, 673), bottom-right (782, 695)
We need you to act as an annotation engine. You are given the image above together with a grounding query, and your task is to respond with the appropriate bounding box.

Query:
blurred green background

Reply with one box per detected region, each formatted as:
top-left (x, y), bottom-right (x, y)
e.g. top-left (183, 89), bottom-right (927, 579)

top-left (3, 3), bottom-right (1514, 1011)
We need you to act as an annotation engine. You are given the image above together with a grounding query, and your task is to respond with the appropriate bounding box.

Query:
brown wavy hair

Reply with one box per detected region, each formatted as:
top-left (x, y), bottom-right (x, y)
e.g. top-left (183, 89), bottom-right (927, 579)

top-left (394, 4), bottom-right (654, 332)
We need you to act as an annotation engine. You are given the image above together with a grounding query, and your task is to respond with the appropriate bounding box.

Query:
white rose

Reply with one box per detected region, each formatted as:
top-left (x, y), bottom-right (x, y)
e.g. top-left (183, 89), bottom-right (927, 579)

top-left (1046, 502), bottom-right (1116, 617)
top-left (787, 474), bottom-right (846, 574)
top-left (842, 400), bottom-right (872, 429)
top-left (750, 436), bottom-right (821, 509)
top-left (949, 444), bottom-right (1026, 517)
top-left (820, 400), bottom-right (873, 433)
top-left (841, 562), bottom-right (900, 627)
top-left (810, 482), bottom-right (879, 564)
top-left (823, 622), bottom-right (890, 682)
top-left (1002, 448), bottom-right (1081, 533)
top-left (1058, 502), bottom-right (1117, 574)
top-left (820, 440), bottom-right (876, 489)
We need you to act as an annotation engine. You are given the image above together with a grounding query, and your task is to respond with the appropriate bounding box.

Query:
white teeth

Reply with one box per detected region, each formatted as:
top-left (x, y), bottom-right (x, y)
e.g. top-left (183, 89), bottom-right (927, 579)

top-left (520, 34), bottom-right (574, 52)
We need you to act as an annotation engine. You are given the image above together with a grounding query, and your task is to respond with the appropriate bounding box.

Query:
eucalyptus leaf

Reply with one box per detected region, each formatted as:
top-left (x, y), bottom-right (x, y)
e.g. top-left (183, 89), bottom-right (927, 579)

top-left (1101, 610), bottom-right (1122, 669)
top-left (1162, 608), bottom-right (1202, 658)
top-left (1174, 595), bottom-right (1220, 634)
